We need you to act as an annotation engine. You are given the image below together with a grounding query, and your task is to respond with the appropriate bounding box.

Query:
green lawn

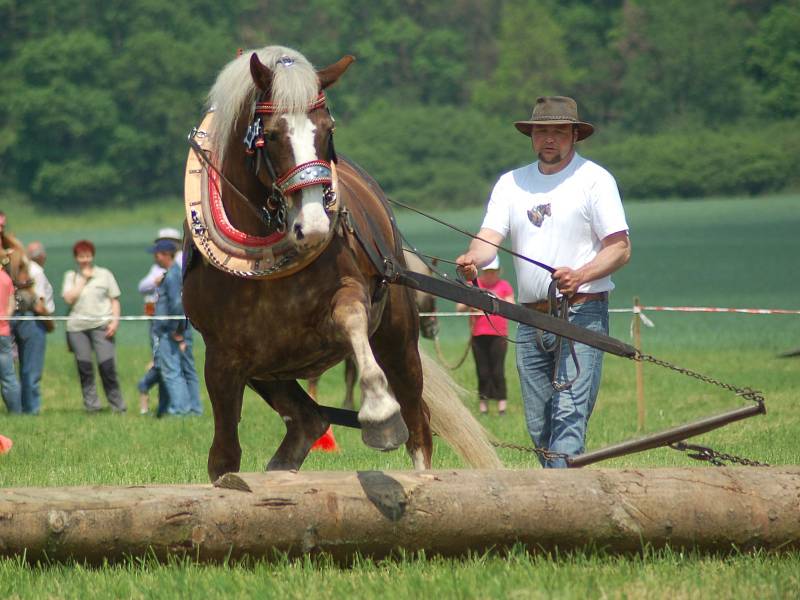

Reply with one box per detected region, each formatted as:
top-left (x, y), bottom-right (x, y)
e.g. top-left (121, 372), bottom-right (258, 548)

top-left (1, 194), bottom-right (798, 598)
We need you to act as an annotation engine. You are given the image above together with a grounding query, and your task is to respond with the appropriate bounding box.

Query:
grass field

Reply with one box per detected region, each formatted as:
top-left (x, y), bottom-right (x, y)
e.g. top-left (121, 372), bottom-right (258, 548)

top-left (1, 194), bottom-right (799, 598)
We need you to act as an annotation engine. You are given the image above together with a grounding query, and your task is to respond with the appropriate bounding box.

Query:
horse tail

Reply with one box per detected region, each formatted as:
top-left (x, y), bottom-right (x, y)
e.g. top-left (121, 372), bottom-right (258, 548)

top-left (421, 351), bottom-right (503, 469)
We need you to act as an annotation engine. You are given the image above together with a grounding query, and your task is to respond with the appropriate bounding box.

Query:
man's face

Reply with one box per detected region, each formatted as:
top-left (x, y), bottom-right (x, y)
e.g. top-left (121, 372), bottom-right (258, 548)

top-left (531, 124), bottom-right (577, 165)
top-left (154, 251), bottom-right (172, 269)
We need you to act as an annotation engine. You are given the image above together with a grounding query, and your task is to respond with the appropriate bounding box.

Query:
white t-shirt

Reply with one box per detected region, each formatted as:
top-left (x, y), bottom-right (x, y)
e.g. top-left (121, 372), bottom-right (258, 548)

top-left (28, 260), bottom-right (56, 314)
top-left (481, 153), bottom-right (628, 303)
top-left (62, 267), bottom-right (122, 332)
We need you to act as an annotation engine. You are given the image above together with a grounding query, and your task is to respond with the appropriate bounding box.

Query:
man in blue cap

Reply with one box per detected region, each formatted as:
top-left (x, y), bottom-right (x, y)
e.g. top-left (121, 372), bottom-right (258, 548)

top-left (150, 239), bottom-right (201, 417)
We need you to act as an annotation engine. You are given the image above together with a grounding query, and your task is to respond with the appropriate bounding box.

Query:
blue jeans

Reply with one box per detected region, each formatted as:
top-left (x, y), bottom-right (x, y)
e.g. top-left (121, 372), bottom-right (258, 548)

top-left (155, 334), bottom-right (190, 416)
top-left (0, 334), bottom-right (21, 414)
top-left (516, 300), bottom-right (608, 468)
top-left (181, 334), bottom-right (202, 415)
top-left (12, 318), bottom-right (46, 415)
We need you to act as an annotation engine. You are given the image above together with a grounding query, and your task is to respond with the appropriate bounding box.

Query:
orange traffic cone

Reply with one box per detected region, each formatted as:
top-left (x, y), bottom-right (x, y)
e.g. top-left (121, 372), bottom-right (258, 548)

top-left (0, 434), bottom-right (13, 454)
top-left (311, 426), bottom-right (338, 452)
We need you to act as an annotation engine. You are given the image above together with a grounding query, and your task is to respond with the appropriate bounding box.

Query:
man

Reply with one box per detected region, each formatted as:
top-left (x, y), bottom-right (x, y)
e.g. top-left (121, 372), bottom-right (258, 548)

top-left (10, 242), bottom-right (56, 415)
top-left (136, 227), bottom-right (183, 414)
top-left (456, 96), bottom-right (631, 468)
top-left (151, 239), bottom-right (201, 417)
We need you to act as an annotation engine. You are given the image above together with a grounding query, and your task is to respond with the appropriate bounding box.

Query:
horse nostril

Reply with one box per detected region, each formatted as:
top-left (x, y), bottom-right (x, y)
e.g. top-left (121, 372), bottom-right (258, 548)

top-left (293, 224), bottom-right (304, 240)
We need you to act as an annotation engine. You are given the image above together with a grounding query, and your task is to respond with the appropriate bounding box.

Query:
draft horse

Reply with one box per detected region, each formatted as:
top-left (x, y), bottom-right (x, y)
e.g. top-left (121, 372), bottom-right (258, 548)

top-left (183, 46), bottom-right (499, 481)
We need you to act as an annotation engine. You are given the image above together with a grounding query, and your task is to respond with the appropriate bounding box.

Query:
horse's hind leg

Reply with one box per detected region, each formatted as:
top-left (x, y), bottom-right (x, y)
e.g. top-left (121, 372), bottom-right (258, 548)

top-left (333, 299), bottom-right (408, 451)
top-left (205, 348), bottom-right (245, 482)
top-left (248, 379), bottom-right (329, 471)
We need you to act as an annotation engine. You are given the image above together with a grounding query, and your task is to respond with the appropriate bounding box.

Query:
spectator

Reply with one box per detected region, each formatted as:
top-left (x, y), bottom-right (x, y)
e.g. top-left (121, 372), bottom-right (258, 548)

top-left (150, 240), bottom-right (201, 417)
top-left (0, 263), bottom-right (21, 414)
top-left (9, 242), bottom-right (55, 415)
top-left (62, 240), bottom-right (126, 413)
top-left (457, 257), bottom-right (515, 416)
top-left (135, 227), bottom-right (183, 415)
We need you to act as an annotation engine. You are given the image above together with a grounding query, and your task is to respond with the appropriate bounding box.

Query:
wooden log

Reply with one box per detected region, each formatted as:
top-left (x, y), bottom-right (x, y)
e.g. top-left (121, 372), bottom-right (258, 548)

top-left (1, 468), bottom-right (798, 564)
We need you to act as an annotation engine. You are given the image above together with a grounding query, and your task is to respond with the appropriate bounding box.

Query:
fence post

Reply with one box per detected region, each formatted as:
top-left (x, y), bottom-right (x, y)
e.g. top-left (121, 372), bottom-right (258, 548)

top-left (633, 296), bottom-right (645, 432)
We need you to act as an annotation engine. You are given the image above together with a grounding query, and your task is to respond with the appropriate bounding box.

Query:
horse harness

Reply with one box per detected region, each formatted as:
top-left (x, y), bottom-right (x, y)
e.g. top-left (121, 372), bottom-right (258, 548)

top-left (243, 91), bottom-right (338, 232)
top-left (185, 91), bottom-right (342, 280)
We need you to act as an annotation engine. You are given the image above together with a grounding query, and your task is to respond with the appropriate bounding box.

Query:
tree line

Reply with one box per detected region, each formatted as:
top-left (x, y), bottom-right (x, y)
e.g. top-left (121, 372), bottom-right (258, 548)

top-left (1, 0), bottom-right (798, 211)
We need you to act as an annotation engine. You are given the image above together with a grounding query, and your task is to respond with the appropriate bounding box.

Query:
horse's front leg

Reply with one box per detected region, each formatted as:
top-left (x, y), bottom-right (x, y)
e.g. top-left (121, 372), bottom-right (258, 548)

top-left (332, 298), bottom-right (408, 451)
top-left (248, 379), bottom-right (328, 471)
top-left (205, 348), bottom-right (245, 482)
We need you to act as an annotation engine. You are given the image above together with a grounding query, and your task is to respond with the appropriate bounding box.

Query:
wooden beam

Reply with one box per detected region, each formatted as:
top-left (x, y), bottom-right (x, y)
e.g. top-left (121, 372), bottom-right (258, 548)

top-left (1, 468), bottom-right (798, 564)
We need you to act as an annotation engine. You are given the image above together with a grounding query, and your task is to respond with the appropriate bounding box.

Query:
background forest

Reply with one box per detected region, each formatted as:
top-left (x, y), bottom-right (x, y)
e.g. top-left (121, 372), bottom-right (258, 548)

top-left (1, 0), bottom-right (798, 211)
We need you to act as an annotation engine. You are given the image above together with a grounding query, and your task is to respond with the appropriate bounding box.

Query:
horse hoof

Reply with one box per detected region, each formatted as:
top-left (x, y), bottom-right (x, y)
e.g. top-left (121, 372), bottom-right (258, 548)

top-left (361, 411), bottom-right (409, 451)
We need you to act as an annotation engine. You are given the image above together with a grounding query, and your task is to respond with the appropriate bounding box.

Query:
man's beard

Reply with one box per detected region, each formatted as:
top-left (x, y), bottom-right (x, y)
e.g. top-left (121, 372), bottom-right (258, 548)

top-left (538, 152), bottom-right (563, 165)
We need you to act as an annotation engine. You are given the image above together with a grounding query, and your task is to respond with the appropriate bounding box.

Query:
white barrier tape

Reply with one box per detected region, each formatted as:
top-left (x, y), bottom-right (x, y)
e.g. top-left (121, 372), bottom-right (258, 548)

top-left (610, 306), bottom-right (800, 315)
top-left (4, 306), bottom-right (797, 322)
top-left (420, 311), bottom-right (481, 317)
top-left (0, 315), bottom-right (185, 321)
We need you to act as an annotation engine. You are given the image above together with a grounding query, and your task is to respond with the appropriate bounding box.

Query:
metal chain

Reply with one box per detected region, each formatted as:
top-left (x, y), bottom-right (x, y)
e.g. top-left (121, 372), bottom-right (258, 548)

top-left (490, 440), bottom-right (570, 462)
top-left (669, 442), bottom-right (770, 467)
top-left (488, 352), bottom-right (768, 466)
top-left (633, 351), bottom-right (766, 406)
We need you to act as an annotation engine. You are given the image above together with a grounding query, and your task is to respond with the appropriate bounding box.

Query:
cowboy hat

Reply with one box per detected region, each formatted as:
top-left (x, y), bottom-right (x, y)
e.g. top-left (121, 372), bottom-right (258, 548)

top-left (514, 96), bottom-right (594, 140)
top-left (147, 239), bottom-right (177, 254)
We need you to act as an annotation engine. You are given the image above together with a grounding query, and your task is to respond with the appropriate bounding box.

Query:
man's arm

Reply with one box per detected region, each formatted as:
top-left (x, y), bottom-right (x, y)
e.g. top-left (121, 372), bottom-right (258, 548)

top-left (455, 228), bottom-right (505, 281)
top-left (553, 231), bottom-right (631, 297)
top-left (138, 264), bottom-right (166, 295)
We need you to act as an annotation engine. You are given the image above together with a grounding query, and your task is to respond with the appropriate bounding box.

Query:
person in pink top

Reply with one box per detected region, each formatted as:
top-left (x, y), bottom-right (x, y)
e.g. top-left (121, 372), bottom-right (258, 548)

top-left (0, 266), bottom-right (22, 413)
top-left (457, 257), bottom-right (515, 416)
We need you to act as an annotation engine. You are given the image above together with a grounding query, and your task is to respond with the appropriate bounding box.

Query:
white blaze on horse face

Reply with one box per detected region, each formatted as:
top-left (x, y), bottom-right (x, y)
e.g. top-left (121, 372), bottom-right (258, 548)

top-left (283, 113), bottom-right (330, 250)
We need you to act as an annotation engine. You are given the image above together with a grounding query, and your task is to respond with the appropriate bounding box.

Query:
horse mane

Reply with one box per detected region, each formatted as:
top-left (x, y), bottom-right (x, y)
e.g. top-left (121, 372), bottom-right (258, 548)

top-left (208, 45), bottom-right (320, 168)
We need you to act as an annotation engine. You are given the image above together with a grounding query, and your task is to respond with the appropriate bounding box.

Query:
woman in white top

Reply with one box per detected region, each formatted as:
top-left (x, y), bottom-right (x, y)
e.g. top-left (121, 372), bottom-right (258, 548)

top-left (61, 240), bottom-right (126, 413)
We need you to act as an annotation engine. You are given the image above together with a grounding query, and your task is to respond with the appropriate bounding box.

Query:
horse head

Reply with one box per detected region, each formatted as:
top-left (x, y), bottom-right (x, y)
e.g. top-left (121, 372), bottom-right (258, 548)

top-left (242, 50), bottom-right (354, 252)
top-left (0, 237), bottom-right (36, 310)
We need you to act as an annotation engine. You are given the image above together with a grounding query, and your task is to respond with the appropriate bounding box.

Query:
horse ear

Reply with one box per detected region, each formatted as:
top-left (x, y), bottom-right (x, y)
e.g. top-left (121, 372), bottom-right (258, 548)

top-left (317, 55), bottom-right (355, 90)
top-left (249, 53), bottom-right (274, 93)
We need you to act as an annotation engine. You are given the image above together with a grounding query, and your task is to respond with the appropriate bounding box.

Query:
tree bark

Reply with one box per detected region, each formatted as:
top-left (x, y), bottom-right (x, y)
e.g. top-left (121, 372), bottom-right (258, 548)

top-left (1, 467), bottom-right (798, 564)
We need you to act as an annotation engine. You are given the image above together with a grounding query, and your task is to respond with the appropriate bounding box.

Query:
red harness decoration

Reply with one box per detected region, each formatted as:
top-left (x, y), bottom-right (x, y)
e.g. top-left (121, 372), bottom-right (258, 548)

top-left (208, 165), bottom-right (287, 247)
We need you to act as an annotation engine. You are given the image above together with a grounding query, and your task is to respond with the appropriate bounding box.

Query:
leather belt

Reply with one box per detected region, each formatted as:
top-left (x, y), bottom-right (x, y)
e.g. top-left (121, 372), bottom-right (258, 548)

top-left (524, 292), bottom-right (608, 313)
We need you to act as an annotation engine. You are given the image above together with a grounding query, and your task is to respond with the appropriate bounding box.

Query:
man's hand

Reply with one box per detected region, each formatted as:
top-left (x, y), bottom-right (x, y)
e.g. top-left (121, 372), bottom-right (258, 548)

top-left (456, 228), bottom-right (505, 283)
top-left (552, 267), bottom-right (583, 297)
top-left (172, 333), bottom-right (187, 352)
top-left (455, 253), bottom-right (479, 282)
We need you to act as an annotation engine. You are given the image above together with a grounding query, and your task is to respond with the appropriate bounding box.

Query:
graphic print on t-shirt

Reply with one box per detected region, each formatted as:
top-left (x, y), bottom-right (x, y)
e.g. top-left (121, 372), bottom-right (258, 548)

top-left (527, 202), bottom-right (551, 227)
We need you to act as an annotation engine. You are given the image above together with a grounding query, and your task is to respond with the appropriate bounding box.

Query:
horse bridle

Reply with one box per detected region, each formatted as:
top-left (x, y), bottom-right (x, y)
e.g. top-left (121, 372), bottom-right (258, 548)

top-left (243, 92), bottom-right (338, 232)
